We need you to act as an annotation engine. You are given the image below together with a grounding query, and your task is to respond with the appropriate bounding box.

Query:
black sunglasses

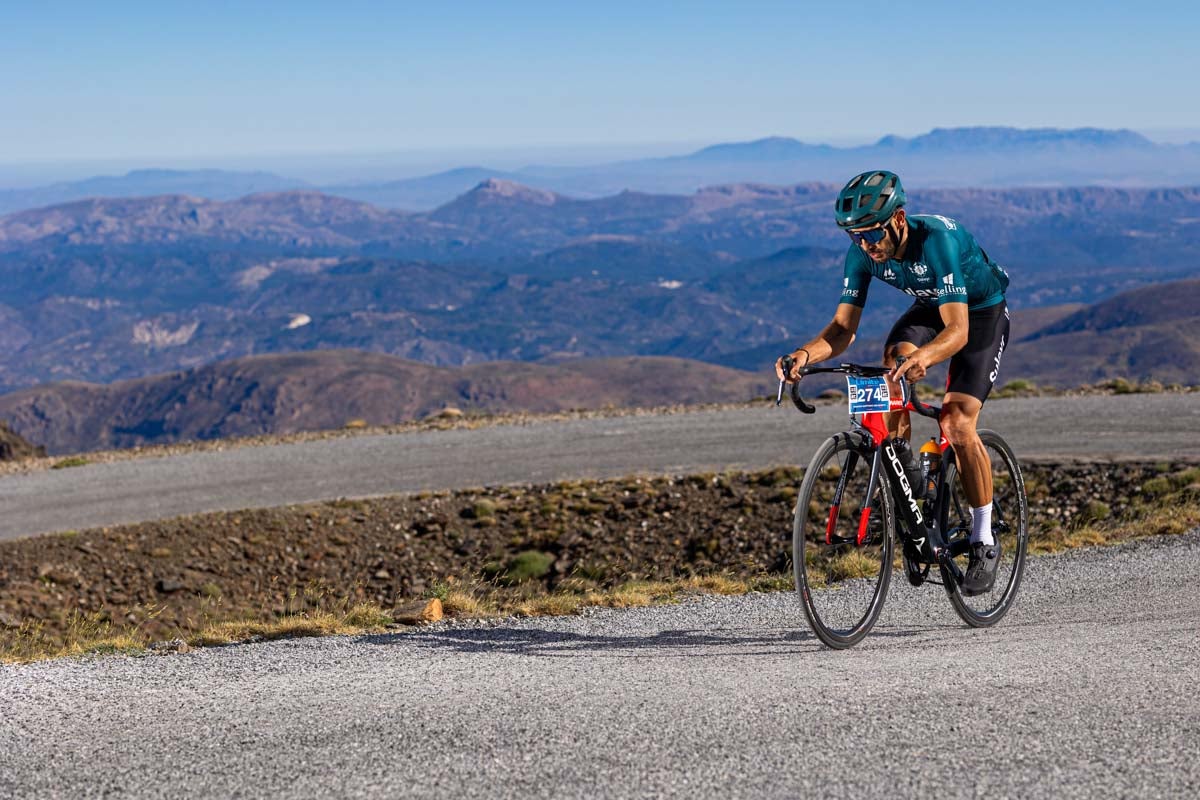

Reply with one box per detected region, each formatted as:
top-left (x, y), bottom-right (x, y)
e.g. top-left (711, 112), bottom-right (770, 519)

top-left (847, 226), bottom-right (889, 245)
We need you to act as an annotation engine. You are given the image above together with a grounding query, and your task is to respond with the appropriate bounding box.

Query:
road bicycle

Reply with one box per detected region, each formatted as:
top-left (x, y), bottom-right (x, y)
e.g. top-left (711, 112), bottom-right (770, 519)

top-left (777, 357), bottom-right (1028, 649)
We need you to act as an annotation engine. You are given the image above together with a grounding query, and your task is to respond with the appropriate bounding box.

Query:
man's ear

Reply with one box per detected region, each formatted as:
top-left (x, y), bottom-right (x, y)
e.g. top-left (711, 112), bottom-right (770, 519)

top-left (893, 208), bottom-right (907, 226)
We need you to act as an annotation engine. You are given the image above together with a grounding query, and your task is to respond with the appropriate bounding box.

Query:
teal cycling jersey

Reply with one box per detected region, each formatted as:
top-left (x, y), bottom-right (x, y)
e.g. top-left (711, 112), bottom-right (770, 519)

top-left (840, 214), bottom-right (1009, 310)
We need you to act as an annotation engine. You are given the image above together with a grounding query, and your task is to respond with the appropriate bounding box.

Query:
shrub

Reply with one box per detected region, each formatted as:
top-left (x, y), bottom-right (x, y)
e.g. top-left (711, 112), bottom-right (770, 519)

top-left (51, 456), bottom-right (90, 470)
top-left (502, 551), bottom-right (555, 585)
top-left (465, 499), bottom-right (496, 520)
top-left (1141, 477), bottom-right (1172, 497)
top-left (1081, 501), bottom-right (1111, 523)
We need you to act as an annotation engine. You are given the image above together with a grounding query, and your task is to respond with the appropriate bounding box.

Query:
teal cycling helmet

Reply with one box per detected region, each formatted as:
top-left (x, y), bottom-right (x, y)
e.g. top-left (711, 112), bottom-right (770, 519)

top-left (834, 170), bottom-right (906, 229)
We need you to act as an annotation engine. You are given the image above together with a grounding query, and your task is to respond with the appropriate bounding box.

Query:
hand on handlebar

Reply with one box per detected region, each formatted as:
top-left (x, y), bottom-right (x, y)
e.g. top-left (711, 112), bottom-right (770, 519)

top-left (774, 349), bottom-right (809, 382)
top-left (890, 351), bottom-right (930, 383)
top-left (775, 352), bottom-right (816, 412)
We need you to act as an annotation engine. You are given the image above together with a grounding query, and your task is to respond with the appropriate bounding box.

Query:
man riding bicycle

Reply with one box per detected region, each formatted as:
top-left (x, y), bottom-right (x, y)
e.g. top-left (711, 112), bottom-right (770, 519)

top-left (775, 170), bottom-right (1011, 596)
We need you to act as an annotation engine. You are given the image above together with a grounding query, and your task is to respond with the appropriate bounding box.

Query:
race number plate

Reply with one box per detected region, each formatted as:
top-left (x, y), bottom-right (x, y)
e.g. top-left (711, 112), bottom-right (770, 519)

top-left (846, 375), bottom-right (891, 414)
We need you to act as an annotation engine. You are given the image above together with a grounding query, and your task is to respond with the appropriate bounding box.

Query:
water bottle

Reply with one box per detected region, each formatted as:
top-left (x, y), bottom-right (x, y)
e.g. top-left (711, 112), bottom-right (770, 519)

top-left (919, 438), bottom-right (941, 498)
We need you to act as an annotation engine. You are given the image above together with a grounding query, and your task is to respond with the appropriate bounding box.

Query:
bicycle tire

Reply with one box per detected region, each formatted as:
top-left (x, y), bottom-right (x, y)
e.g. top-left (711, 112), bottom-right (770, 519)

top-left (793, 433), bottom-right (894, 649)
top-left (938, 429), bottom-right (1029, 627)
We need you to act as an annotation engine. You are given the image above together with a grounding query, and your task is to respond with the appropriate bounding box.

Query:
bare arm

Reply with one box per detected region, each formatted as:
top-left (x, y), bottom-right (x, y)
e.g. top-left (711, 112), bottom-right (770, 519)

top-left (775, 303), bottom-right (863, 380)
top-left (890, 302), bottom-right (969, 382)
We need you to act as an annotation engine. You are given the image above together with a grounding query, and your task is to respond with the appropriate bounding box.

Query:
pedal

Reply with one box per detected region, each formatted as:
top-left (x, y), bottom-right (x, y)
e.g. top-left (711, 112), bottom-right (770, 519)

top-left (948, 537), bottom-right (972, 557)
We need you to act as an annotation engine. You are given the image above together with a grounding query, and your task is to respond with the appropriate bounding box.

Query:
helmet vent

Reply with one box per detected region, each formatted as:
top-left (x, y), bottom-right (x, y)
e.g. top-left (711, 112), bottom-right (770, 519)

top-left (834, 170), bottom-right (905, 229)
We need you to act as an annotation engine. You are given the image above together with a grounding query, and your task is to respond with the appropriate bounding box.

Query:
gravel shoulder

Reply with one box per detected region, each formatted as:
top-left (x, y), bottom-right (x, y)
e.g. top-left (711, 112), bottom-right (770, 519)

top-left (2, 530), bottom-right (1198, 799)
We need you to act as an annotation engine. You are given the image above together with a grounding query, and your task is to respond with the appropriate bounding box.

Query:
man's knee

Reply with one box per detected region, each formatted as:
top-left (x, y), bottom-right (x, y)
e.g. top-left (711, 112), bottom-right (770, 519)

top-left (940, 402), bottom-right (980, 446)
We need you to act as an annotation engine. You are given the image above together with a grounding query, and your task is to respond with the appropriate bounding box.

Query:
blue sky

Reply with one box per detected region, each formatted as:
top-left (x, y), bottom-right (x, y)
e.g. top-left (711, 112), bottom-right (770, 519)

top-left (3, 0), bottom-right (1198, 169)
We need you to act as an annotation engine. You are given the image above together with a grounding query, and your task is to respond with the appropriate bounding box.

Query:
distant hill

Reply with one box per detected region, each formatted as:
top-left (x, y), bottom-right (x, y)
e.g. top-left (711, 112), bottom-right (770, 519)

top-left (1005, 278), bottom-right (1200, 386)
top-left (873, 127), bottom-right (1154, 153)
top-left (0, 351), bottom-right (773, 454)
top-left (0, 169), bottom-right (307, 215)
top-left (333, 126), bottom-right (1200, 209)
top-left (0, 191), bottom-right (404, 249)
top-left (325, 167), bottom-right (555, 211)
top-left (678, 136), bottom-right (836, 163)
top-left (1024, 279), bottom-right (1200, 336)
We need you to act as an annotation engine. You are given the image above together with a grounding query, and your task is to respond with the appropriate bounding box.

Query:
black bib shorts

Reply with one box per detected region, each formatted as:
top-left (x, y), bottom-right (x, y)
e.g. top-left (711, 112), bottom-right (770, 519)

top-left (885, 300), bottom-right (1010, 403)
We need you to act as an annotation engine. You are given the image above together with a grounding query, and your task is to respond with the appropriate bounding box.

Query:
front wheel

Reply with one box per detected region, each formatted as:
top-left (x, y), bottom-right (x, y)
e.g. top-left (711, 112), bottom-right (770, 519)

top-left (938, 429), bottom-right (1029, 627)
top-left (793, 433), bottom-right (894, 649)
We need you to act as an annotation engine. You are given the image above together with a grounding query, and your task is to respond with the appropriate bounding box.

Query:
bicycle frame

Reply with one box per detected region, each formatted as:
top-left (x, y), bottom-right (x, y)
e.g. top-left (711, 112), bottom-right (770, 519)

top-left (784, 361), bottom-right (968, 586)
top-left (853, 400), bottom-right (968, 586)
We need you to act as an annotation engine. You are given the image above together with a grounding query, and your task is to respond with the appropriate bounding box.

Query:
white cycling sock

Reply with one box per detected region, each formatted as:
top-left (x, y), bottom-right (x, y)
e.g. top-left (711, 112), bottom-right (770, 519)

top-left (971, 503), bottom-right (994, 546)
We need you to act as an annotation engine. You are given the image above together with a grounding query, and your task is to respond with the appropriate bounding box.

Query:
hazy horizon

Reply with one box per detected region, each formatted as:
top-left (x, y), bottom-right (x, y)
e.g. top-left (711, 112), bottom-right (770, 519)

top-left (1, 124), bottom-right (1197, 190)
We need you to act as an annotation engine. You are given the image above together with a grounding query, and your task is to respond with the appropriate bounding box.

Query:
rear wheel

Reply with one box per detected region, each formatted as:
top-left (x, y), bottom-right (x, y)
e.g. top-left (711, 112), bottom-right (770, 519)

top-left (939, 429), bottom-right (1028, 627)
top-left (793, 434), bottom-right (894, 649)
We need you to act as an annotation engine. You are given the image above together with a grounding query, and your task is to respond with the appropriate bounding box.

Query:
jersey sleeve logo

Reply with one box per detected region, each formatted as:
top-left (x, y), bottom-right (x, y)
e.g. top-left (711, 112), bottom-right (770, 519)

top-left (912, 263), bottom-right (928, 276)
top-left (938, 273), bottom-right (967, 297)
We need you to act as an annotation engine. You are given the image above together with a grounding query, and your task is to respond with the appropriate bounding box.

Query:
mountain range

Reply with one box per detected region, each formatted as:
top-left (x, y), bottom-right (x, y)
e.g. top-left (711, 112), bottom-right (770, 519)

top-left (0, 178), bottom-right (1196, 393)
top-left (3, 126), bottom-right (1199, 216)
top-left (0, 168), bottom-right (308, 216)
top-left (1, 276), bottom-right (1196, 455)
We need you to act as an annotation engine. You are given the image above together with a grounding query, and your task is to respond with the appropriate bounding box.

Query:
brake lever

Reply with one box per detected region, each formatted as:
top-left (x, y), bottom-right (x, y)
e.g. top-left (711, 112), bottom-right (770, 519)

top-left (776, 354), bottom-right (816, 414)
top-left (775, 355), bottom-right (795, 406)
top-left (891, 355), bottom-right (939, 419)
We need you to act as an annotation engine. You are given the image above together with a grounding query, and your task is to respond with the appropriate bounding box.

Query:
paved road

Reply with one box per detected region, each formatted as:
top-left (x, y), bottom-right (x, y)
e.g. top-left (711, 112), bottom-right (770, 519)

top-left (1, 393), bottom-right (1196, 541)
top-left (2, 531), bottom-right (1197, 798)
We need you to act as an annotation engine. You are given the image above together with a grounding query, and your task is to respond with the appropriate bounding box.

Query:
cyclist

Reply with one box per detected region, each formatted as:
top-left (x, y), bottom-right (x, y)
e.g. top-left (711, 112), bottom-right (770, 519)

top-left (775, 170), bottom-right (1011, 596)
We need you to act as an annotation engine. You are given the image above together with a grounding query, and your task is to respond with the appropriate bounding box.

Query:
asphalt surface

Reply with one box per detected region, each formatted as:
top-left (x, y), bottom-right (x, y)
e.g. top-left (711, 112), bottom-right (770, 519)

top-left (0, 393), bottom-right (1197, 542)
top-left (2, 530), bottom-right (1198, 798)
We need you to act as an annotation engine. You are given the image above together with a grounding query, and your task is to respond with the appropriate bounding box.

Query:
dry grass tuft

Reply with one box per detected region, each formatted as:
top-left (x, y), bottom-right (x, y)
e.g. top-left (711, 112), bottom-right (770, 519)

top-left (826, 550), bottom-right (882, 581)
top-left (190, 603), bottom-right (395, 647)
top-left (1029, 490), bottom-right (1200, 556)
top-left (1, 613), bottom-right (147, 663)
top-left (441, 590), bottom-right (489, 617)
